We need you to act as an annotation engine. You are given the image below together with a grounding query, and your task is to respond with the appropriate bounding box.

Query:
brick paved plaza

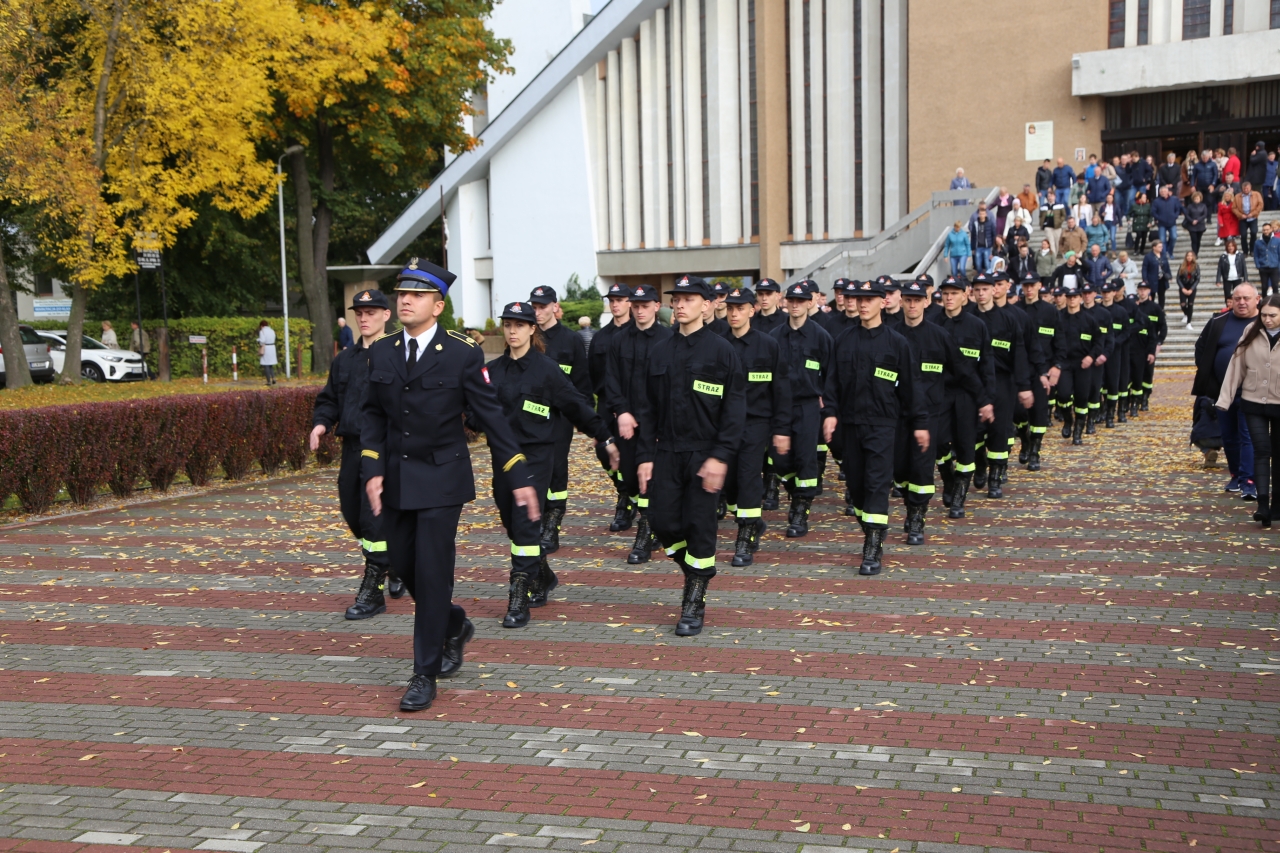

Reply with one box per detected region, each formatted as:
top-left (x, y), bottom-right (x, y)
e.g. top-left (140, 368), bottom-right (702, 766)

top-left (0, 376), bottom-right (1276, 853)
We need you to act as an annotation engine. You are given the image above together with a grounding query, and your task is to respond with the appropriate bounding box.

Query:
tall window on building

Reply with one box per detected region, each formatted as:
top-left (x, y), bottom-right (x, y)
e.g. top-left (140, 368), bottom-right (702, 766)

top-left (1108, 0), bottom-right (1125, 47)
top-left (1272, 0), bottom-right (1280, 28)
top-left (1224, 0), bottom-right (1234, 33)
top-left (1183, 0), bottom-right (1210, 38)
top-left (1137, 0), bottom-right (1149, 43)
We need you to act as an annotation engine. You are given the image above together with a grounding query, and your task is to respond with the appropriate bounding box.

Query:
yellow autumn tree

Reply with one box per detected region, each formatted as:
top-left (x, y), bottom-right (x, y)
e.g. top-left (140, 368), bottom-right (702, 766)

top-left (0, 0), bottom-right (290, 382)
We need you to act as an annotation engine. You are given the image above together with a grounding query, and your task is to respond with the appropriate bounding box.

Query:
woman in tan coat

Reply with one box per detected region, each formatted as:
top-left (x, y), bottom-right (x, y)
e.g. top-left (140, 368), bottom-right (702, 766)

top-left (1216, 294), bottom-right (1280, 527)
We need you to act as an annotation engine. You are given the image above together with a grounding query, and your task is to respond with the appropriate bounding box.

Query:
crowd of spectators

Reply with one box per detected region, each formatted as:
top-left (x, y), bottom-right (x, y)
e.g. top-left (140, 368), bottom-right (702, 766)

top-left (945, 141), bottom-right (1280, 333)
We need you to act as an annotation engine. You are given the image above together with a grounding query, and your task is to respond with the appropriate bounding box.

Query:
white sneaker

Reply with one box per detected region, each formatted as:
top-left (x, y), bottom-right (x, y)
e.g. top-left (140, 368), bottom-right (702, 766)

top-left (1187, 323), bottom-right (1197, 333)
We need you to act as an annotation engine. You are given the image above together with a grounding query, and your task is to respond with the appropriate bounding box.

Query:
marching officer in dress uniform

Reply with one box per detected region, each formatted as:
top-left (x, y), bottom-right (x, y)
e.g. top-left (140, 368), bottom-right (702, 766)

top-left (1054, 284), bottom-right (1105, 445)
top-left (634, 275), bottom-right (745, 636)
top-left (822, 279), bottom-right (929, 575)
top-left (362, 258), bottom-right (538, 712)
top-left (481, 301), bottom-right (619, 629)
top-left (1100, 279), bottom-right (1133, 428)
top-left (1013, 272), bottom-right (1063, 471)
top-left (771, 281), bottom-right (833, 537)
top-left (721, 285), bottom-right (792, 566)
top-left (528, 286), bottom-right (591, 554)
top-left (605, 284), bottom-right (672, 563)
top-left (591, 282), bottom-right (634, 531)
top-left (970, 272), bottom-right (1034, 498)
top-left (934, 275), bottom-right (996, 517)
top-left (311, 287), bottom-right (404, 620)
top-left (895, 278), bottom-right (988, 544)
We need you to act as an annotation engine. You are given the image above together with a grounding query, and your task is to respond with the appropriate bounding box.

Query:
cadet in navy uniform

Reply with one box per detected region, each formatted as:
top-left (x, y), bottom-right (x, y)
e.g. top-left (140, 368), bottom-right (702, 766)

top-left (311, 288), bottom-right (404, 620)
top-left (1013, 272), bottom-right (1064, 471)
top-left (721, 285), bottom-right (792, 566)
top-left (634, 275), bottom-right (746, 636)
top-left (362, 259), bottom-right (538, 712)
top-left (1054, 285), bottom-right (1105, 445)
top-left (970, 273), bottom-right (1034, 498)
top-left (895, 278), bottom-right (987, 544)
top-left (771, 281), bottom-right (833, 536)
top-left (605, 284), bottom-right (672, 564)
top-left (707, 281), bottom-right (732, 336)
top-left (752, 278), bottom-right (787, 334)
top-left (822, 278), bottom-right (929, 575)
top-left (528, 286), bottom-right (591, 554)
top-left (590, 282), bottom-right (634, 531)
top-left (481, 301), bottom-right (619, 628)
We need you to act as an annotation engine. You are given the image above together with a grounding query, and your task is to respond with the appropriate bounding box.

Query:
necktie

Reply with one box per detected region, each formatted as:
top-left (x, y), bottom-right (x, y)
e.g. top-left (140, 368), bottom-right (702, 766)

top-left (408, 337), bottom-right (419, 369)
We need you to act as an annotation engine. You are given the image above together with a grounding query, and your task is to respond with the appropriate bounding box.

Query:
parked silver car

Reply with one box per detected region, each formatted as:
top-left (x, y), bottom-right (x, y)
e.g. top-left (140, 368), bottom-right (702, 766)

top-left (0, 325), bottom-right (56, 386)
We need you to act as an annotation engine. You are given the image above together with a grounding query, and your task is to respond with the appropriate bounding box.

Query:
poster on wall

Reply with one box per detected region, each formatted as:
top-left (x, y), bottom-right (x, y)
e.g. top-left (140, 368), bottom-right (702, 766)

top-left (1025, 121), bottom-right (1053, 161)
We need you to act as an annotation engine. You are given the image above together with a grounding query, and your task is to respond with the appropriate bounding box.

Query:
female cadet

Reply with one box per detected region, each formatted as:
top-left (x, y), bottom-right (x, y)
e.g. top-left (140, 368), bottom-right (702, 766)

top-left (481, 301), bottom-right (619, 628)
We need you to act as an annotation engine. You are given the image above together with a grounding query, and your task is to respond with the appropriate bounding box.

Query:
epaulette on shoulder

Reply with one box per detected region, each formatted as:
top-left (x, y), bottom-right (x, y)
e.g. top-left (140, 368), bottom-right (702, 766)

top-left (447, 329), bottom-right (477, 347)
top-left (371, 330), bottom-right (398, 345)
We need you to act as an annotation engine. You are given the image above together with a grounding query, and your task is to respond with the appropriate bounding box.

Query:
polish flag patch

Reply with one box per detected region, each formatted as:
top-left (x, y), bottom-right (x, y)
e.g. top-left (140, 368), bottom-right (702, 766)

top-left (481, 366), bottom-right (491, 385)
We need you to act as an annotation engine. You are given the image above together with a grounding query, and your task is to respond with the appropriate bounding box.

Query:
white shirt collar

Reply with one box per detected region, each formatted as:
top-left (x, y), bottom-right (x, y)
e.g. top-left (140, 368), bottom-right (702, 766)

top-left (403, 324), bottom-right (439, 359)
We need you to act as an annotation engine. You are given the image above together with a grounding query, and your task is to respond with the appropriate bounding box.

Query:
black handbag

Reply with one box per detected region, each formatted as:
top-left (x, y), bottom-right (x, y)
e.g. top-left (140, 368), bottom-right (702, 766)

top-left (1125, 231), bottom-right (1135, 250)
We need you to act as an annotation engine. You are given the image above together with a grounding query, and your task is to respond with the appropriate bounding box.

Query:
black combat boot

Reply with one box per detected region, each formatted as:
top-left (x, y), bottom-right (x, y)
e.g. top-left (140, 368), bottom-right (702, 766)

top-left (345, 560), bottom-right (387, 620)
top-left (1072, 416), bottom-right (1085, 445)
top-left (762, 474), bottom-right (780, 510)
top-left (528, 554), bottom-right (558, 607)
top-left (716, 496), bottom-right (728, 519)
top-left (1140, 389), bottom-right (1150, 411)
top-left (675, 575), bottom-right (709, 636)
top-left (858, 527), bottom-right (885, 576)
top-left (627, 514), bottom-right (657, 564)
top-left (904, 504), bottom-right (926, 546)
top-left (815, 451), bottom-right (827, 496)
top-left (540, 504), bottom-right (565, 554)
top-left (948, 475), bottom-right (971, 519)
top-left (502, 573), bottom-right (531, 628)
top-left (731, 521), bottom-right (755, 567)
top-left (1116, 397), bottom-right (1128, 423)
top-left (609, 493), bottom-right (635, 532)
top-left (1085, 408), bottom-right (1097, 435)
top-left (785, 496), bottom-right (811, 538)
top-left (1061, 411), bottom-right (1074, 439)
top-left (844, 488), bottom-right (857, 516)
top-left (1017, 425), bottom-right (1030, 465)
top-left (939, 461), bottom-right (956, 507)
top-left (987, 462), bottom-right (1005, 499)
top-left (1254, 494), bottom-right (1272, 528)
top-left (1104, 399), bottom-right (1116, 428)
top-left (973, 449), bottom-right (988, 490)
top-left (1026, 434), bottom-right (1043, 472)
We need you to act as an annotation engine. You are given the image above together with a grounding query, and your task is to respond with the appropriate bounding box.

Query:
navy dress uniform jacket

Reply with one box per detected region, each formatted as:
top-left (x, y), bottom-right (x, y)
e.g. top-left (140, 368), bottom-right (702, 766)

top-left (360, 328), bottom-right (530, 510)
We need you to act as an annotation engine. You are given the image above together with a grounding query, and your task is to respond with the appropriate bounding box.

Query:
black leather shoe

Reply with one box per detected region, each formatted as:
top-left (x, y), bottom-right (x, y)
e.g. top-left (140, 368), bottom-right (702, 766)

top-left (387, 574), bottom-right (406, 599)
top-left (438, 618), bottom-right (475, 679)
top-left (399, 674), bottom-right (437, 711)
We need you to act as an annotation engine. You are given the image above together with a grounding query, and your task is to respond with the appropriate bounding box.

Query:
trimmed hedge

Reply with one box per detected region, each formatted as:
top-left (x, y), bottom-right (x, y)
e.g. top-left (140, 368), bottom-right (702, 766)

top-left (0, 387), bottom-right (326, 514)
top-left (27, 317), bottom-right (314, 379)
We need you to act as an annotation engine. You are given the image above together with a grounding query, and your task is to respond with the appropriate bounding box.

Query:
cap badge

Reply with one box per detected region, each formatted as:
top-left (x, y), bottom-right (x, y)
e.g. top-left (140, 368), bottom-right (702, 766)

top-left (861, 282), bottom-right (870, 290)
top-left (534, 288), bottom-right (544, 295)
top-left (408, 257), bottom-right (419, 270)
top-left (512, 302), bottom-right (522, 311)
top-left (358, 291), bottom-right (372, 301)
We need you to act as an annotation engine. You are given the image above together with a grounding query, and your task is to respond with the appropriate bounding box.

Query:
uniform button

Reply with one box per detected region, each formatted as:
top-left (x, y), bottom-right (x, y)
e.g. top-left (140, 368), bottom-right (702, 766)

top-left (404, 386), bottom-right (410, 392)
top-left (403, 454), bottom-right (408, 459)
top-left (404, 431), bottom-right (410, 436)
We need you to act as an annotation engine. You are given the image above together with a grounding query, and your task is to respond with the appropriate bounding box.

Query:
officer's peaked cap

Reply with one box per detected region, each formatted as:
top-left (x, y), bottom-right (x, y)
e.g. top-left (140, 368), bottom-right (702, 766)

top-left (395, 258), bottom-right (456, 295)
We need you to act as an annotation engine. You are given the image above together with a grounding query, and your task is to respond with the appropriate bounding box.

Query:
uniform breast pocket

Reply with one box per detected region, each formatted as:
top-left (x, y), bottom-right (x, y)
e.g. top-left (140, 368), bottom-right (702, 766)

top-left (873, 355), bottom-right (900, 386)
top-left (369, 369), bottom-right (393, 384)
top-left (519, 395), bottom-right (556, 442)
top-left (748, 359), bottom-right (774, 383)
top-left (690, 368), bottom-right (727, 418)
top-left (424, 375), bottom-right (460, 391)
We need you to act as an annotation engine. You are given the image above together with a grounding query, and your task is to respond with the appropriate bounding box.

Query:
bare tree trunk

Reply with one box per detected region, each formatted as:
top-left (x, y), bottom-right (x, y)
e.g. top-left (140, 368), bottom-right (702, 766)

top-left (64, 0), bottom-right (126, 386)
top-left (289, 145), bottom-right (332, 375)
top-left (0, 234), bottom-right (33, 389)
top-left (309, 117), bottom-right (335, 374)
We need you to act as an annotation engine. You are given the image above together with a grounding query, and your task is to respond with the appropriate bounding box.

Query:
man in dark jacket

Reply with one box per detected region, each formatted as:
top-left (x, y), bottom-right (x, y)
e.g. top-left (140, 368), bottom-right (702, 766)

top-left (1191, 283), bottom-right (1260, 499)
top-left (1052, 158), bottom-right (1076, 202)
top-left (1247, 141), bottom-right (1269, 188)
top-left (1035, 160), bottom-right (1053, 207)
top-left (1142, 240), bottom-right (1173, 307)
top-left (312, 289), bottom-right (402, 620)
top-left (590, 282), bottom-right (634, 531)
top-left (1151, 185), bottom-right (1183, 256)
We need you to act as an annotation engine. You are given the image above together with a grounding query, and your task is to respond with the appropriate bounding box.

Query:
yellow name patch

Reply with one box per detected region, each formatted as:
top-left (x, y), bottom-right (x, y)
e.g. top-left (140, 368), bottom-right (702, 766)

top-left (523, 400), bottom-right (550, 418)
top-left (748, 372), bottom-right (773, 382)
top-left (805, 359), bottom-right (820, 370)
top-left (960, 347), bottom-right (980, 359)
top-left (921, 362), bottom-right (943, 373)
top-left (991, 339), bottom-right (1011, 350)
top-left (693, 380), bottom-right (724, 397)
top-left (874, 367), bottom-right (898, 382)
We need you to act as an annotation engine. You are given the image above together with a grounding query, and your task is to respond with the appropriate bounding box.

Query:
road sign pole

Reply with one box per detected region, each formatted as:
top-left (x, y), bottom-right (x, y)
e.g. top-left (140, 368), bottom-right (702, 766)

top-left (277, 158), bottom-right (292, 380)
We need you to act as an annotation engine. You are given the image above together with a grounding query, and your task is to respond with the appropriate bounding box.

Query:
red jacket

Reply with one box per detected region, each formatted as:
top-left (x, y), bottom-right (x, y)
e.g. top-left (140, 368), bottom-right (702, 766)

top-left (1217, 202), bottom-right (1239, 237)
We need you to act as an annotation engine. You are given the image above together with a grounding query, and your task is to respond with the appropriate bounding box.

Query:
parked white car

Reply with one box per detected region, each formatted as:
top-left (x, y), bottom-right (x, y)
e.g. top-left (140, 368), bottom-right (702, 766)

top-left (37, 331), bottom-right (147, 383)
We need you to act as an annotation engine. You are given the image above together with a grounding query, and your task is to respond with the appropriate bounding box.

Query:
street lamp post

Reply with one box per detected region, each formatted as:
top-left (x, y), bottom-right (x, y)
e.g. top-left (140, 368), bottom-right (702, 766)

top-left (277, 145), bottom-right (304, 379)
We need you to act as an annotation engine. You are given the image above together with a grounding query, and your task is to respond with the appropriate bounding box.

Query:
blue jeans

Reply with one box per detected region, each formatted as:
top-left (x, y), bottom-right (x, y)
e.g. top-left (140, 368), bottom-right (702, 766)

top-left (973, 247), bottom-right (991, 275)
top-left (1105, 221), bottom-right (1118, 250)
top-left (1221, 400), bottom-right (1255, 482)
top-left (1158, 224), bottom-right (1177, 255)
top-left (949, 256), bottom-right (968, 277)
top-left (1119, 188), bottom-right (1134, 219)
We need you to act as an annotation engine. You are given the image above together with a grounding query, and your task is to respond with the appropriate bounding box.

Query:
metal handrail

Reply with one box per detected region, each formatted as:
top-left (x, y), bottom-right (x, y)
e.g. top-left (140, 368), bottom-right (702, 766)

top-left (784, 187), bottom-right (996, 285)
top-left (913, 186), bottom-right (1000, 276)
